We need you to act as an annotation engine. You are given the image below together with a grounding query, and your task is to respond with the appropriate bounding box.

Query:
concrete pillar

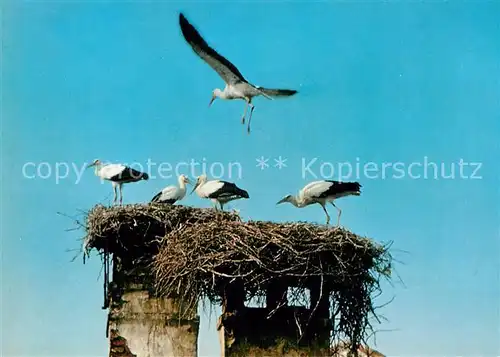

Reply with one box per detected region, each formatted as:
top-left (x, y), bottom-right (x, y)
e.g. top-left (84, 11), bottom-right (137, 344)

top-left (108, 290), bottom-right (199, 357)
top-left (107, 254), bottom-right (199, 357)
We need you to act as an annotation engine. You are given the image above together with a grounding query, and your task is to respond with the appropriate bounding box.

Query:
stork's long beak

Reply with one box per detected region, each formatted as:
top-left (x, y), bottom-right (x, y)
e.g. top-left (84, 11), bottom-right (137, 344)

top-left (190, 182), bottom-right (199, 194)
top-left (276, 197), bottom-right (288, 205)
top-left (86, 162), bottom-right (95, 169)
top-left (209, 94), bottom-right (216, 107)
top-left (185, 178), bottom-right (192, 185)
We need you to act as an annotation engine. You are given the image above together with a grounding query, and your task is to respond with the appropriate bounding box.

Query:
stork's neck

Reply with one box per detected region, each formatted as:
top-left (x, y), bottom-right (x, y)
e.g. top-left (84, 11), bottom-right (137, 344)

top-left (195, 179), bottom-right (207, 195)
top-left (178, 179), bottom-right (187, 192)
top-left (217, 88), bottom-right (230, 99)
top-left (288, 196), bottom-right (304, 208)
top-left (94, 164), bottom-right (103, 176)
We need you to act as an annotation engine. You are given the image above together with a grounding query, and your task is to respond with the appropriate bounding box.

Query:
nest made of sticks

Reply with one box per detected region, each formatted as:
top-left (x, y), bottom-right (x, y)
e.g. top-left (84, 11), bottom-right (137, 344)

top-left (84, 204), bottom-right (392, 347)
top-left (84, 204), bottom-right (240, 256)
top-left (151, 213), bottom-right (392, 347)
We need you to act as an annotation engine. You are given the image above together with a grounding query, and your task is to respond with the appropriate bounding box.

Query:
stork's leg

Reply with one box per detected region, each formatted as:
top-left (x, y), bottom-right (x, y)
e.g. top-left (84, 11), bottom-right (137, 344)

top-left (247, 102), bottom-right (255, 134)
top-left (320, 203), bottom-right (330, 225)
top-left (112, 183), bottom-right (118, 205)
top-left (119, 184), bottom-right (123, 205)
top-left (241, 101), bottom-right (249, 124)
top-left (330, 202), bottom-right (342, 226)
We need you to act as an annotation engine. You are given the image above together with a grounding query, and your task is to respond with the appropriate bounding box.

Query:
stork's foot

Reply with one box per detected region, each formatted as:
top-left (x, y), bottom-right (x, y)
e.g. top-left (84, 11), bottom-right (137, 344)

top-left (241, 116), bottom-right (245, 124)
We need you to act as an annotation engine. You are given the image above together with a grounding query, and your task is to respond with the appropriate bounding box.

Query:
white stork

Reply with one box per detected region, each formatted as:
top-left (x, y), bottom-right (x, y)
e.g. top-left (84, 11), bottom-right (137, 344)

top-left (191, 174), bottom-right (249, 210)
top-left (276, 180), bottom-right (362, 226)
top-left (150, 174), bottom-right (191, 205)
top-left (179, 13), bottom-right (298, 134)
top-left (87, 159), bottom-right (149, 205)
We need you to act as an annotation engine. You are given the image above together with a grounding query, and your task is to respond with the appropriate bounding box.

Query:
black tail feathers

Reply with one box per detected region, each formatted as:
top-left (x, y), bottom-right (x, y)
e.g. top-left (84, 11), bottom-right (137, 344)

top-left (329, 180), bottom-right (361, 194)
top-left (340, 181), bottom-right (361, 194)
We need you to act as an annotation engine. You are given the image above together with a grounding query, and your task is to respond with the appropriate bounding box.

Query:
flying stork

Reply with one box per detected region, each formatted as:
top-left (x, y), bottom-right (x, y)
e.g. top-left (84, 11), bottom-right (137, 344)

top-left (191, 174), bottom-right (249, 210)
top-left (87, 159), bottom-right (149, 205)
top-left (178, 13), bottom-right (298, 134)
top-left (151, 174), bottom-right (191, 204)
top-left (276, 180), bottom-right (362, 226)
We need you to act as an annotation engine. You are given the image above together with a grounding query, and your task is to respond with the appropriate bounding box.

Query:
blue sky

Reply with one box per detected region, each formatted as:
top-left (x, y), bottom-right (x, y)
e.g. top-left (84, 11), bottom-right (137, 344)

top-left (2, 1), bottom-right (499, 356)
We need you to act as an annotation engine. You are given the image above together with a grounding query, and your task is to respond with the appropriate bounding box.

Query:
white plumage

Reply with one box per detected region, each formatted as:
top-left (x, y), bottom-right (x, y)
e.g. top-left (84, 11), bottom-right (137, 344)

top-left (191, 174), bottom-right (249, 210)
top-left (87, 159), bottom-right (149, 205)
top-left (179, 13), bottom-right (297, 134)
top-left (151, 174), bottom-right (191, 205)
top-left (277, 180), bottom-right (362, 226)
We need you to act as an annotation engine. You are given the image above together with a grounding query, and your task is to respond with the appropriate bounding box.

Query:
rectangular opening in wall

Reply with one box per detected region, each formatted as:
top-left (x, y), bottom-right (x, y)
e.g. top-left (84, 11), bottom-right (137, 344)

top-left (244, 293), bottom-right (266, 308)
top-left (287, 287), bottom-right (311, 308)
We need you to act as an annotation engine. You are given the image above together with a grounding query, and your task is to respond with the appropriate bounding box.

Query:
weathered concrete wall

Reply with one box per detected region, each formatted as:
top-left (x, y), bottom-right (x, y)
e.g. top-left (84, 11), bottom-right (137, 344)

top-left (108, 290), bottom-right (199, 357)
top-left (218, 281), bottom-right (332, 357)
top-left (218, 307), bottom-right (331, 357)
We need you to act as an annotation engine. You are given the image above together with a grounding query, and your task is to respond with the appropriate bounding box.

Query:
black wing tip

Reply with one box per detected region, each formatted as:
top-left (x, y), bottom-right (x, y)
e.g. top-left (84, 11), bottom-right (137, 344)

top-left (178, 12), bottom-right (200, 44)
top-left (179, 12), bottom-right (189, 29)
top-left (326, 180), bottom-right (362, 191)
top-left (350, 182), bottom-right (362, 194)
top-left (151, 193), bottom-right (161, 202)
top-left (179, 12), bottom-right (188, 24)
top-left (279, 89), bottom-right (298, 96)
top-left (142, 173), bottom-right (149, 180)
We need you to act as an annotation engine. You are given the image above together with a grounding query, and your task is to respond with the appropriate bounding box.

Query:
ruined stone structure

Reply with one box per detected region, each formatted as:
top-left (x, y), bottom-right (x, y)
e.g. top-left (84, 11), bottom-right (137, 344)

top-left (216, 280), bottom-right (332, 357)
top-left (106, 261), bottom-right (199, 357)
top-left (84, 205), bottom-right (203, 357)
top-left (84, 205), bottom-right (391, 357)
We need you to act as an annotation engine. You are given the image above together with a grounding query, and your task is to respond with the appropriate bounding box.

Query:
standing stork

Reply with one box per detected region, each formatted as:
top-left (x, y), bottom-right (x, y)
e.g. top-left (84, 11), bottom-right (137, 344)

top-left (178, 13), bottom-right (298, 134)
top-left (151, 174), bottom-right (191, 205)
top-left (276, 180), bottom-right (362, 226)
top-left (191, 174), bottom-right (249, 210)
top-left (87, 159), bottom-right (149, 205)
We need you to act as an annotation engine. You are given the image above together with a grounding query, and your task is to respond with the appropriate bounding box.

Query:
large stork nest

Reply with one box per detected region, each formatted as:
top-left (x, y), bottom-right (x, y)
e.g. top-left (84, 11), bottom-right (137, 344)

top-left (83, 204), bottom-right (392, 348)
top-left (84, 204), bottom-right (239, 254)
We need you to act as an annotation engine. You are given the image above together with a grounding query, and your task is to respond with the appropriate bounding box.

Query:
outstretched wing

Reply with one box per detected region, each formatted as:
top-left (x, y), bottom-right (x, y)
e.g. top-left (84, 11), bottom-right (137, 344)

top-left (179, 13), bottom-right (247, 85)
top-left (255, 87), bottom-right (298, 98)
